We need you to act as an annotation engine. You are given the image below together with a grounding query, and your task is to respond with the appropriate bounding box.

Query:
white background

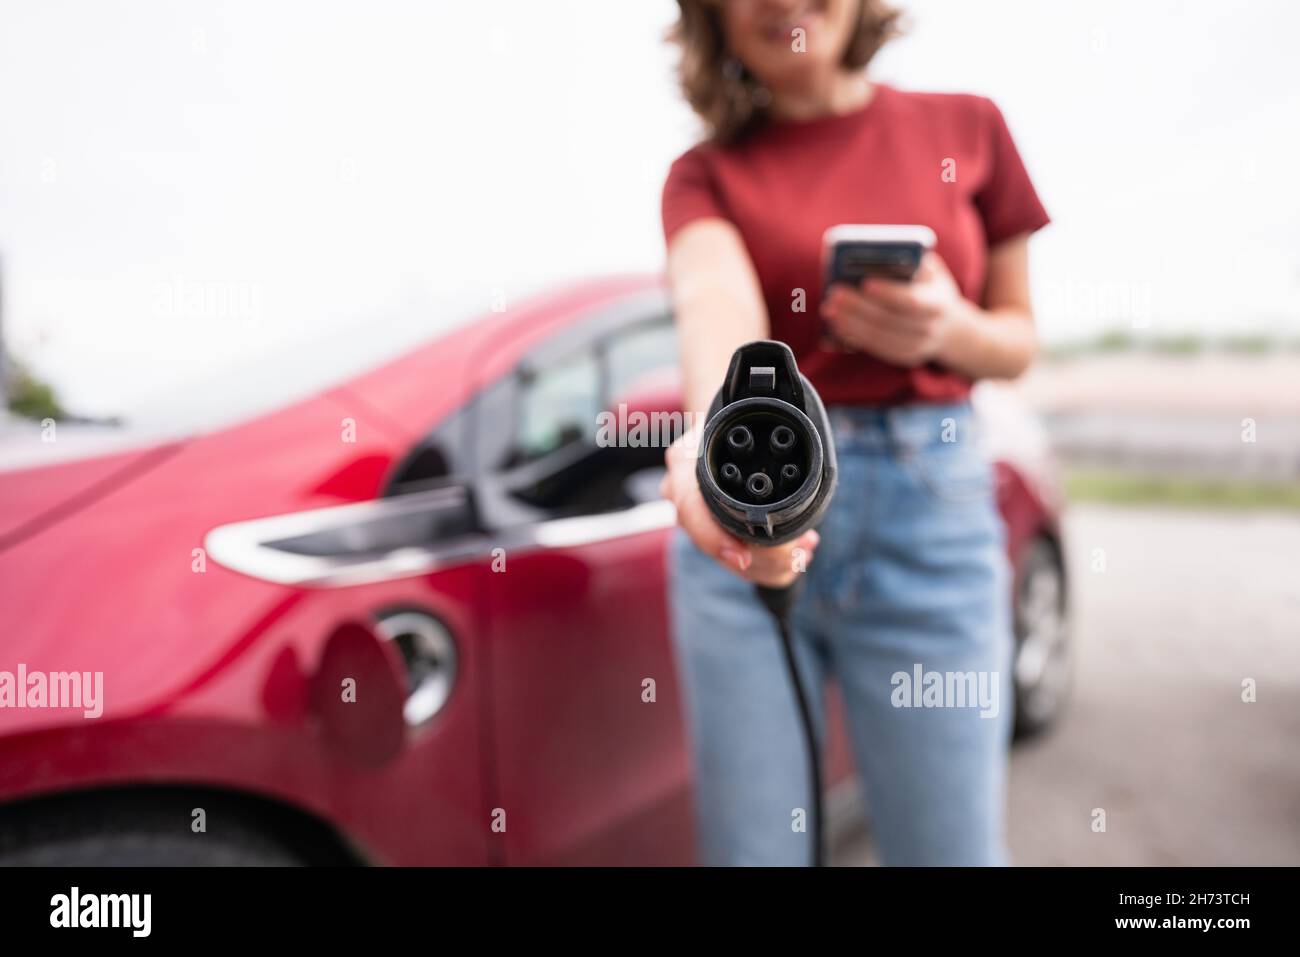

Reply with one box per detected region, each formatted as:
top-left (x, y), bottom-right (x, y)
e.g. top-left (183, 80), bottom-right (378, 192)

top-left (1, 0), bottom-right (1297, 418)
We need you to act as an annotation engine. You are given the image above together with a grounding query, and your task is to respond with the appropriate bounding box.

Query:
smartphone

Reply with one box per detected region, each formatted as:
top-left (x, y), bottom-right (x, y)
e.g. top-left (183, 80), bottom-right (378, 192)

top-left (822, 224), bottom-right (937, 289)
top-left (820, 224), bottom-right (936, 351)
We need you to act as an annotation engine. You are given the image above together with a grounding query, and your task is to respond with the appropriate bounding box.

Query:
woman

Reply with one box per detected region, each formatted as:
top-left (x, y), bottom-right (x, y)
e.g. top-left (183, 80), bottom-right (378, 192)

top-left (661, 0), bottom-right (1049, 866)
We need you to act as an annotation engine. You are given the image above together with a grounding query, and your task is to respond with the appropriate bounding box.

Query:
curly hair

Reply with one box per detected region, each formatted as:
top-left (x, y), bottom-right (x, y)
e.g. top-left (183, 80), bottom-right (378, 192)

top-left (668, 0), bottom-right (903, 143)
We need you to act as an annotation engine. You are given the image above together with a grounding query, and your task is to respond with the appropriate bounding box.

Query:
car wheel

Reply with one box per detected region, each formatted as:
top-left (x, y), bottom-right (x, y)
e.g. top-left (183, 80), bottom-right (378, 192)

top-left (1012, 536), bottom-right (1071, 739)
top-left (0, 790), bottom-right (354, 866)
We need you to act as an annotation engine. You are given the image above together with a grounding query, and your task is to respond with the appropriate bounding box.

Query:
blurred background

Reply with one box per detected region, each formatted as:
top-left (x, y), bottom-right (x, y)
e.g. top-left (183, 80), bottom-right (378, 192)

top-left (2, 0), bottom-right (1298, 864)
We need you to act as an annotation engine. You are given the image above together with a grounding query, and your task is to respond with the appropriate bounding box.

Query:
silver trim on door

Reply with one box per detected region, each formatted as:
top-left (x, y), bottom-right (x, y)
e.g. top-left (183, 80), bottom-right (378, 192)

top-left (205, 495), bottom-right (676, 588)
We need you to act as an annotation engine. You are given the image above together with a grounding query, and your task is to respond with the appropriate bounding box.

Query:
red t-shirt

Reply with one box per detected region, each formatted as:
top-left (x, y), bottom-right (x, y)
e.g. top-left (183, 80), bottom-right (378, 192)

top-left (661, 84), bottom-right (1050, 406)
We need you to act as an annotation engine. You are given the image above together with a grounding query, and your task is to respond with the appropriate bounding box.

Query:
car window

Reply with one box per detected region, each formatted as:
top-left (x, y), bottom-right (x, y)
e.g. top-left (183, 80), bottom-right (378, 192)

top-left (605, 316), bottom-right (678, 402)
top-left (397, 303), bottom-right (680, 523)
top-left (507, 348), bottom-right (601, 467)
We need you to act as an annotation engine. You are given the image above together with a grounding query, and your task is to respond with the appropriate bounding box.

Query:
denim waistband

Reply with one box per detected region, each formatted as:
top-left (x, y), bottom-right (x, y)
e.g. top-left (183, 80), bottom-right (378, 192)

top-left (826, 401), bottom-right (975, 454)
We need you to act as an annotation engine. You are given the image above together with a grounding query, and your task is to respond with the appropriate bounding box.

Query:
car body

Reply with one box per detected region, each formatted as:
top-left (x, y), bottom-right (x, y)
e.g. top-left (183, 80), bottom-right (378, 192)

top-left (0, 276), bottom-right (1069, 865)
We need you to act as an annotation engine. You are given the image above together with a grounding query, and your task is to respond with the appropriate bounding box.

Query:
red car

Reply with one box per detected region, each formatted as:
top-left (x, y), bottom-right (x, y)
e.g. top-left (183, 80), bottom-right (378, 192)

top-left (0, 276), bottom-right (1069, 865)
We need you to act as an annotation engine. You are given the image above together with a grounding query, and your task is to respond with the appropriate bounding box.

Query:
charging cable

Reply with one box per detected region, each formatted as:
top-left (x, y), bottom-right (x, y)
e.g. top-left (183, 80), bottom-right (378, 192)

top-left (695, 341), bottom-right (838, 868)
top-left (756, 582), bottom-right (824, 867)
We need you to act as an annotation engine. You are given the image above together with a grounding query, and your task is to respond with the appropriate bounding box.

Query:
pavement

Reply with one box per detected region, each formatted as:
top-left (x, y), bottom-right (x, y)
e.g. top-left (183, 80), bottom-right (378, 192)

top-left (835, 502), bottom-right (1300, 866)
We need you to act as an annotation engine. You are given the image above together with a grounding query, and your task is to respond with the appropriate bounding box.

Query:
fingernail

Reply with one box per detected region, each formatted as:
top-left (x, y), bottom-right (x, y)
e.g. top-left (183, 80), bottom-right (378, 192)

top-left (807, 530), bottom-right (821, 547)
top-left (720, 548), bottom-right (750, 572)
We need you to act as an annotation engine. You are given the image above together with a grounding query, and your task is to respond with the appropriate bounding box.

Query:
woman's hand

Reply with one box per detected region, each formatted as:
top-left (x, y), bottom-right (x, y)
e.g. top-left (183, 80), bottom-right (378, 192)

top-left (821, 251), bottom-right (978, 368)
top-left (660, 425), bottom-right (819, 588)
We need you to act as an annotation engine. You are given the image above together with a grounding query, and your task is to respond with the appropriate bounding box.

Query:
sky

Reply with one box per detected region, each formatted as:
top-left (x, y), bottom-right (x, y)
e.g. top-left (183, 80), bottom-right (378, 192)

top-left (1, 0), bottom-right (1297, 418)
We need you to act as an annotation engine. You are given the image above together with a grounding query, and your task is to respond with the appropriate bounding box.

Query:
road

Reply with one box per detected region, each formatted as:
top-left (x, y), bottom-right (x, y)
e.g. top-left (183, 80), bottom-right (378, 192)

top-left (836, 502), bottom-right (1300, 866)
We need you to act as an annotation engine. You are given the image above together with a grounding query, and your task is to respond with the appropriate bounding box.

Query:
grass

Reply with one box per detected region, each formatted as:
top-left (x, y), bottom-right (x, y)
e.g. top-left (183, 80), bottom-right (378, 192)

top-left (1045, 330), bottom-right (1300, 359)
top-left (1065, 468), bottom-right (1300, 511)
top-left (5, 358), bottom-right (67, 421)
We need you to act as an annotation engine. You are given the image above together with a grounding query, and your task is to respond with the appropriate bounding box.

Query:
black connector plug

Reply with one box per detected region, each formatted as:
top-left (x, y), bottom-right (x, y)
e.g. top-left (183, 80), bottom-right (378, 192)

top-left (696, 341), bottom-right (838, 545)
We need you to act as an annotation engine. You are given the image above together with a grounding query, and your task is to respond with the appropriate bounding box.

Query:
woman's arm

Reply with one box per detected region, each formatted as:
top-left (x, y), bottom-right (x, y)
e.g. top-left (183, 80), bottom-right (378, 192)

top-left (662, 218), bottom-right (820, 587)
top-left (822, 233), bottom-right (1039, 380)
top-left (666, 218), bottom-right (769, 417)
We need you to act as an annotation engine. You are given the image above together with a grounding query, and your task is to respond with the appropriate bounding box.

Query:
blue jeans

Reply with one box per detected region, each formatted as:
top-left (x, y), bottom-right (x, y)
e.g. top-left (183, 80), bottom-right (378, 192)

top-left (670, 401), bottom-right (1013, 866)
